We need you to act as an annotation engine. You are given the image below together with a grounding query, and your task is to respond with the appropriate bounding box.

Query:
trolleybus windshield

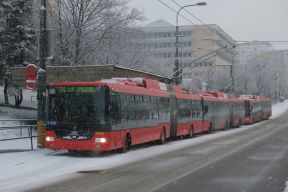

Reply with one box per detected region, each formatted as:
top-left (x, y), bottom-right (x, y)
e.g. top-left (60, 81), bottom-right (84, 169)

top-left (47, 86), bottom-right (107, 125)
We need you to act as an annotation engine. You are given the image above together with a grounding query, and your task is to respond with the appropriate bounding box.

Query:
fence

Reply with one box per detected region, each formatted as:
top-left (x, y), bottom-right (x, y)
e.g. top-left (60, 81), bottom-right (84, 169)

top-left (0, 119), bottom-right (37, 150)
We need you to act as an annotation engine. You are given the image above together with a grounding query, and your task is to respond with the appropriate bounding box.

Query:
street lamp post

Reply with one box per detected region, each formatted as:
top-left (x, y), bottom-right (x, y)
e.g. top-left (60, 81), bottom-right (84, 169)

top-left (37, 0), bottom-right (49, 148)
top-left (174, 2), bottom-right (207, 85)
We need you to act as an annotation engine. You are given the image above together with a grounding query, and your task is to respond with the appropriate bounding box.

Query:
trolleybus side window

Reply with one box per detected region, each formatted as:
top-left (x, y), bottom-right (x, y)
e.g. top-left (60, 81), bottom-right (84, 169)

top-left (109, 91), bottom-right (121, 123)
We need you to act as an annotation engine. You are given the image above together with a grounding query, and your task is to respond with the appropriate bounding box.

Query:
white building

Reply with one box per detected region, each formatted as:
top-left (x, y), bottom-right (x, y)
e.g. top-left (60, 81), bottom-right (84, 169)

top-left (235, 41), bottom-right (274, 66)
top-left (139, 19), bottom-right (236, 90)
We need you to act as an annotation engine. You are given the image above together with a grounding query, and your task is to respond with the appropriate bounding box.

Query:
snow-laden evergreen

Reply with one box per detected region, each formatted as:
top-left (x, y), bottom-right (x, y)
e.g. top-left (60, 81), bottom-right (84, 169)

top-left (0, 0), bottom-right (36, 76)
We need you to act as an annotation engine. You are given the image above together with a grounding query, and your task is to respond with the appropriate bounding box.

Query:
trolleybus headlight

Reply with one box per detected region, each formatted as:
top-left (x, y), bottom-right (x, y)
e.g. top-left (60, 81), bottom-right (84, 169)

top-left (45, 136), bottom-right (55, 142)
top-left (95, 138), bottom-right (107, 143)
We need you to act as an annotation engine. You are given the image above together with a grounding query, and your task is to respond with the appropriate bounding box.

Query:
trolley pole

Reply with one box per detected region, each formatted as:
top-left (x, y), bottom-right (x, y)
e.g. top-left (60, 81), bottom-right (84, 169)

top-left (37, 0), bottom-right (48, 148)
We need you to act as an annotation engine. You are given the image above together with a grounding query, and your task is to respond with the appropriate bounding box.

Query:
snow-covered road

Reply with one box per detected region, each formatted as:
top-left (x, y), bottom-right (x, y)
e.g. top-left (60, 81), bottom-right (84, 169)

top-left (0, 100), bottom-right (287, 192)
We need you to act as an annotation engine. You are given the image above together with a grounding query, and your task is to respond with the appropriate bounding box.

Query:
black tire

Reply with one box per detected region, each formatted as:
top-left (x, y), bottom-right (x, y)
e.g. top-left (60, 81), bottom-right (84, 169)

top-left (120, 135), bottom-right (131, 153)
top-left (206, 123), bottom-right (212, 134)
top-left (238, 119), bottom-right (242, 127)
top-left (68, 150), bottom-right (81, 156)
top-left (159, 129), bottom-right (166, 144)
top-left (225, 121), bottom-right (230, 129)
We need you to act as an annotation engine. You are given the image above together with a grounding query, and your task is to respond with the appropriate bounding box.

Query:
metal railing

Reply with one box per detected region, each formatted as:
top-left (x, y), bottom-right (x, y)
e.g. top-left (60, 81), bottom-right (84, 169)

top-left (0, 119), bottom-right (37, 150)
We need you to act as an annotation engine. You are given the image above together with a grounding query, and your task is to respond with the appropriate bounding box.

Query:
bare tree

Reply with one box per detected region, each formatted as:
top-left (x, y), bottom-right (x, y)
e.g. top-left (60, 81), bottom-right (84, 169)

top-left (50, 0), bottom-right (143, 66)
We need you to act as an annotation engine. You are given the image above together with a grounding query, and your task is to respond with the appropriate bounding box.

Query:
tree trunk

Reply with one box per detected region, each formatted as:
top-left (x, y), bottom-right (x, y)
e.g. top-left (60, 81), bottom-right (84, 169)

top-left (4, 77), bottom-right (9, 104)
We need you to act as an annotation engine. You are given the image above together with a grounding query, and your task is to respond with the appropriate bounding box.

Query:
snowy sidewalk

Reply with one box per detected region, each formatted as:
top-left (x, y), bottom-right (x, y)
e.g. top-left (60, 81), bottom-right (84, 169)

top-left (0, 87), bottom-right (37, 109)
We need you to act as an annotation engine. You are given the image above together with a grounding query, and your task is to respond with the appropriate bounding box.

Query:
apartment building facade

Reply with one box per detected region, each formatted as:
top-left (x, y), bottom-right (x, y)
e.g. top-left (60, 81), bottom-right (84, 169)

top-left (140, 19), bottom-right (236, 83)
top-left (235, 41), bottom-right (274, 66)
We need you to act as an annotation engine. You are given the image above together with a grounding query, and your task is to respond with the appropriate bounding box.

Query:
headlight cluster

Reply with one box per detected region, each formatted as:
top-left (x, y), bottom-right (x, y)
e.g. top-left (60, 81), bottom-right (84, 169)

top-left (95, 138), bottom-right (107, 143)
top-left (45, 136), bottom-right (55, 142)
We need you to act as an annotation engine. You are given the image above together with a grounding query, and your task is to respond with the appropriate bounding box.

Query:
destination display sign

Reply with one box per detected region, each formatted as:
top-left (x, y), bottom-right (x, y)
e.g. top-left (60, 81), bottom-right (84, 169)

top-left (49, 87), bottom-right (97, 94)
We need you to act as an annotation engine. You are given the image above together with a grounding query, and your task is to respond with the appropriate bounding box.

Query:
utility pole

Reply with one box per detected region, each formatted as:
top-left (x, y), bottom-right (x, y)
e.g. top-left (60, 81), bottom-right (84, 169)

top-left (37, 0), bottom-right (48, 148)
top-left (174, 24), bottom-right (180, 85)
top-left (230, 45), bottom-right (236, 93)
top-left (173, 2), bottom-right (206, 85)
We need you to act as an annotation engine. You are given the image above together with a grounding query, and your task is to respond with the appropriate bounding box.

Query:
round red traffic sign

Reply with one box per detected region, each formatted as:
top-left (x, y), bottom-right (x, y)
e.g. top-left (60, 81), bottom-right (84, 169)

top-left (25, 64), bottom-right (38, 90)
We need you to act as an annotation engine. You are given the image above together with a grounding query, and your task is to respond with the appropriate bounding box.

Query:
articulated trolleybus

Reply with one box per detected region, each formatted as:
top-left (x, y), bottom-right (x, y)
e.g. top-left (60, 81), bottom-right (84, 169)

top-left (45, 78), bottom-right (272, 153)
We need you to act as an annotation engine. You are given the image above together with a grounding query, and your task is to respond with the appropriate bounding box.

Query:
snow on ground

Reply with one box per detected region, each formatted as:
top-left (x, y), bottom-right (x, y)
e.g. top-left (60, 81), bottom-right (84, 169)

top-left (0, 106), bottom-right (37, 119)
top-left (0, 100), bottom-right (287, 192)
top-left (0, 87), bottom-right (37, 109)
top-left (270, 100), bottom-right (288, 119)
top-left (0, 86), bottom-right (37, 119)
top-left (0, 116), bottom-right (38, 150)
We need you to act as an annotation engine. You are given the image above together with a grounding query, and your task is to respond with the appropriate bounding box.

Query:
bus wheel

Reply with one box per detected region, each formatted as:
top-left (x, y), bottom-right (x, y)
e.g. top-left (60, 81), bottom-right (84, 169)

top-left (159, 129), bottom-right (166, 144)
top-left (239, 119), bottom-right (242, 127)
top-left (68, 150), bottom-right (79, 156)
top-left (120, 134), bottom-right (131, 153)
top-left (226, 121), bottom-right (230, 129)
top-left (208, 123), bottom-right (213, 133)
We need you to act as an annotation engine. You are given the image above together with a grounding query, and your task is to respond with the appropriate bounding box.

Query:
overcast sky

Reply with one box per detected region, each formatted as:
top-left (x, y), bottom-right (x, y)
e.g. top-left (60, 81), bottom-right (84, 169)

top-left (128, 0), bottom-right (288, 49)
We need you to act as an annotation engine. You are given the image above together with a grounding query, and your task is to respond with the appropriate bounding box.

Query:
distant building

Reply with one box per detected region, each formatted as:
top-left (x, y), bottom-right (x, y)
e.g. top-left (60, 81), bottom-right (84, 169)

top-left (235, 41), bottom-right (274, 66)
top-left (139, 19), bottom-right (236, 83)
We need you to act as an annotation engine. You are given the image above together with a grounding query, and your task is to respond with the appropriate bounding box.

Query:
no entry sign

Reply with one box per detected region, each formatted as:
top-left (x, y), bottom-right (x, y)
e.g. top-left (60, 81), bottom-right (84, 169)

top-left (25, 64), bottom-right (38, 90)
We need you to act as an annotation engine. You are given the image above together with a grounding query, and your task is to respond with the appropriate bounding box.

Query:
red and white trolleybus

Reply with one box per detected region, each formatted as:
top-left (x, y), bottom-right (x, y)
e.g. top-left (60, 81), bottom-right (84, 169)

top-left (45, 78), bottom-right (272, 153)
